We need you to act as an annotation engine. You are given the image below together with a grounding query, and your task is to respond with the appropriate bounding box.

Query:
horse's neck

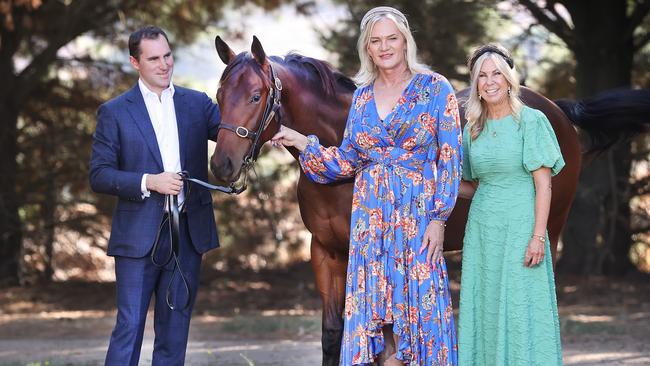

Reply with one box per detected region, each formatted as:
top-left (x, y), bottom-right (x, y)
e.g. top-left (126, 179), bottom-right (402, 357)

top-left (277, 66), bottom-right (352, 149)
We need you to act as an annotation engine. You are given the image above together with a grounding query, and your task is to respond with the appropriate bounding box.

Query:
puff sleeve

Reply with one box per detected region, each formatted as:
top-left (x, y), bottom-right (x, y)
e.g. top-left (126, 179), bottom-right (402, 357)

top-left (522, 108), bottom-right (565, 176)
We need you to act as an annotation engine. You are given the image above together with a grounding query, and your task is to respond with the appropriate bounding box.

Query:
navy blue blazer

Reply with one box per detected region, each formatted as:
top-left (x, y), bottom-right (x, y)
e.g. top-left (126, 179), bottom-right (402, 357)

top-left (90, 83), bottom-right (221, 258)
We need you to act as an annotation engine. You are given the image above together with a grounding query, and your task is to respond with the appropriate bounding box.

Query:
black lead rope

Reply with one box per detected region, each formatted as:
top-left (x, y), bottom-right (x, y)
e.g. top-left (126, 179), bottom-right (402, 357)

top-left (151, 171), bottom-right (245, 311)
top-left (151, 191), bottom-right (191, 311)
top-left (183, 175), bottom-right (247, 194)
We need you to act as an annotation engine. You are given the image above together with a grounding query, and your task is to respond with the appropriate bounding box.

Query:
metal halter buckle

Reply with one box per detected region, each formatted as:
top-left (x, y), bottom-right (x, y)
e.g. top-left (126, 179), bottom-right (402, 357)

top-left (236, 126), bottom-right (250, 138)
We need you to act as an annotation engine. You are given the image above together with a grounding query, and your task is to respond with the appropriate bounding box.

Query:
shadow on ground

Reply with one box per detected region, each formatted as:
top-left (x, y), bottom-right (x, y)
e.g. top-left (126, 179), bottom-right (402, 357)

top-left (1, 254), bottom-right (649, 365)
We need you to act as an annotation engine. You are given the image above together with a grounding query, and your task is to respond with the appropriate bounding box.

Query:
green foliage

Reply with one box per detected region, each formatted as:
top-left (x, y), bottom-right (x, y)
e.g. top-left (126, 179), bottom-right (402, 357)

top-left (516, 0), bottom-right (650, 275)
top-left (318, 0), bottom-right (499, 83)
top-left (206, 148), bottom-right (307, 272)
top-left (16, 59), bottom-right (133, 282)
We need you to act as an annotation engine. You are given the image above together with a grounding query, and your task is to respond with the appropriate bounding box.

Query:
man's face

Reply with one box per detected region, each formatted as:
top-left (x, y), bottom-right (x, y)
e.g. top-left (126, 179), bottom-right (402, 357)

top-left (129, 34), bottom-right (174, 95)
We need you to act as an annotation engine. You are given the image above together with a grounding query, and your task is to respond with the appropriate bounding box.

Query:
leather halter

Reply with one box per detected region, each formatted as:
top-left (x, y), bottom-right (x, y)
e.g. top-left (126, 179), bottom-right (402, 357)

top-left (216, 62), bottom-right (283, 194)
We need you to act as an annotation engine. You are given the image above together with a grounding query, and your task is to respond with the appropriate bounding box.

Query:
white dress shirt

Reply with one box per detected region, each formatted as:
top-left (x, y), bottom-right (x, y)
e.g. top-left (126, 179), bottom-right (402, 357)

top-left (138, 79), bottom-right (184, 204)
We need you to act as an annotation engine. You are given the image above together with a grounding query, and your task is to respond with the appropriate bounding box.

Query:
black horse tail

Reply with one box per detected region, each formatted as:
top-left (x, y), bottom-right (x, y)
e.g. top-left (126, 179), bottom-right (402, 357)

top-left (554, 88), bottom-right (650, 154)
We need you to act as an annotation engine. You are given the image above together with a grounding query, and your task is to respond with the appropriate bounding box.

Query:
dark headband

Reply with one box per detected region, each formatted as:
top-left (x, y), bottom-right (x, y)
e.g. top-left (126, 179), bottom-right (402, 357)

top-left (469, 46), bottom-right (514, 71)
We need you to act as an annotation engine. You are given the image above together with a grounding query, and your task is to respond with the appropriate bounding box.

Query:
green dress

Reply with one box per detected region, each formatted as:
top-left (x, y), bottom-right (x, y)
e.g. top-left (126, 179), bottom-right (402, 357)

top-left (458, 106), bottom-right (564, 365)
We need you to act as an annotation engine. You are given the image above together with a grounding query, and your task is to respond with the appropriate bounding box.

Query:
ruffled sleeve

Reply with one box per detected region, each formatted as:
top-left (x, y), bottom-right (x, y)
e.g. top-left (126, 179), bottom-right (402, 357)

top-left (522, 107), bottom-right (565, 176)
top-left (461, 123), bottom-right (473, 181)
top-left (298, 89), bottom-right (361, 184)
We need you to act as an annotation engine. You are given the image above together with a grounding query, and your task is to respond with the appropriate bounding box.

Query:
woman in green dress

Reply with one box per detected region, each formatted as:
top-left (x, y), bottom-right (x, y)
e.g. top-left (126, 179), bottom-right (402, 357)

top-left (457, 43), bottom-right (564, 365)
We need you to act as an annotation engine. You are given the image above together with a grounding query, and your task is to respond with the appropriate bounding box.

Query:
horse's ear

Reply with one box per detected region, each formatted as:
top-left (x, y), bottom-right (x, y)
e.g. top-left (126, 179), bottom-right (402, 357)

top-left (215, 36), bottom-right (235, 65)
top-left (251, 35), bottom-right (267, 65)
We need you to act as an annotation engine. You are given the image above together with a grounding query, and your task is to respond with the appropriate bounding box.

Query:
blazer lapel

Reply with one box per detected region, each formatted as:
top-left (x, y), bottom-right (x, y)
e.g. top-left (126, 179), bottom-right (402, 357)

top-left (125, 85), bottom-right (164, 170)
top-left (173, 86), bottom-right (189, 168)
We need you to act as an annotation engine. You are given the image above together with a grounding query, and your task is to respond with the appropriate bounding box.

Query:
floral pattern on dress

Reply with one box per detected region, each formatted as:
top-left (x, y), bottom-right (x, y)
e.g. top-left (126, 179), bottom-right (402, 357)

top-left (299, 73), bottom-right (461, 366)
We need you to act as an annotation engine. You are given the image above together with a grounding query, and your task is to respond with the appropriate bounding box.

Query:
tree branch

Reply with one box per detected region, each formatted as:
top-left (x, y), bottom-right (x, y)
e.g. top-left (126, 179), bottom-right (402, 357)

top-left (632, 225), bottom-right (650, 235)
top-left (627, 0), bottom-right (650, 38)
top-left (517, 0), bottom-right (574, 47)
top-left (0, 6), bottom-right (28, 101)
top-left (632, 179), bottom-right (650, 196)
top-left (634, 31), bottom-right (650, 52)
top-left (14, 1), bottom-right (128, 106)
top-left (547, 1), bottom-right (572, 30)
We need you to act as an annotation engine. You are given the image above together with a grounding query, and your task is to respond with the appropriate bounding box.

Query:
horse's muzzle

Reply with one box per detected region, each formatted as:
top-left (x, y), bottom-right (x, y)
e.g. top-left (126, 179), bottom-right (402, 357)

top-left (210, 156), bottom-right (241, 184)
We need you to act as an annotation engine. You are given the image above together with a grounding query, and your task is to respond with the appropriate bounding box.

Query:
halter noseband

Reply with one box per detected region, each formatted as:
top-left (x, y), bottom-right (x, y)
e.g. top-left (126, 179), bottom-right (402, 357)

top-left (216, 62), bottom-right (283, 193)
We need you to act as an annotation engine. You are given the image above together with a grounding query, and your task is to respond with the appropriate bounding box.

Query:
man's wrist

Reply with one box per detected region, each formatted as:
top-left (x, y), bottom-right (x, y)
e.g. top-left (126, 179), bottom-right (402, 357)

top-left (141, 174), bottom-right (151, 198)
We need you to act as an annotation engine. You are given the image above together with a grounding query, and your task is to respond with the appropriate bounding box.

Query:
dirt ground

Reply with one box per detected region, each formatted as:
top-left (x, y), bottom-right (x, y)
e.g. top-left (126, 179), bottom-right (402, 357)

top-left (1, 253), bottom-right (649, 366)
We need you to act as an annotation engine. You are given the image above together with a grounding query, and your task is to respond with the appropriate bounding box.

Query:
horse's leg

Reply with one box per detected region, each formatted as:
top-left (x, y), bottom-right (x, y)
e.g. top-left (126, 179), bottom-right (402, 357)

top-left (547, 162), bottom-right (580, 266)
top-left (376, 325), bottom-right (403, 366)
top-left (548, 210), bottom-right (566, 265)
top-left (311, 238), bottom-right (347, 366)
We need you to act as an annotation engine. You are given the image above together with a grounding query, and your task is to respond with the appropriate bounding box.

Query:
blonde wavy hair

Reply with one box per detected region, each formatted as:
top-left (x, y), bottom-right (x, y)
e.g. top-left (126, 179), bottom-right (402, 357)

top-left (465, 43), bottom-right (523, 140)
top-left (354, 7), bottom-right (430, 87)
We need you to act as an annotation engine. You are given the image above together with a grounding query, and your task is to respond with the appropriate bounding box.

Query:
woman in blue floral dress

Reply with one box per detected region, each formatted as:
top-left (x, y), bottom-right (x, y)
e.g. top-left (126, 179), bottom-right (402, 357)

top-left (272, 7), bottom-right (461, 365)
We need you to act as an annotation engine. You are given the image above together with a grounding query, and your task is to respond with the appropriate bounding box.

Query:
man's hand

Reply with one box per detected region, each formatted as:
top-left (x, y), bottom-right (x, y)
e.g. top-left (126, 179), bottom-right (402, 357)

top-left (146, 172), bottom-right (183, 195)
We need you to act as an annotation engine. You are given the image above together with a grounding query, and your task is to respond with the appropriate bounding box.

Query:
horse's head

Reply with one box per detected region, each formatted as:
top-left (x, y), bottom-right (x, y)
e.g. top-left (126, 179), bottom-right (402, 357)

top-left (210, 36), bottom-right (282, 184)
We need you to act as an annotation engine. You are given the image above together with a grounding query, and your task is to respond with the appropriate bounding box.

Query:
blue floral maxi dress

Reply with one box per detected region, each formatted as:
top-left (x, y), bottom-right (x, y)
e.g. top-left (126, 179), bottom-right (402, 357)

top-left (299, 74), bottom-right (462, 366)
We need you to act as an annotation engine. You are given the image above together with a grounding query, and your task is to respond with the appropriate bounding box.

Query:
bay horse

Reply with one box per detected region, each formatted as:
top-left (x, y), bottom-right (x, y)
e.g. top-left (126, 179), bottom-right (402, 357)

top-left (210, 36), bottom-right (648, 366)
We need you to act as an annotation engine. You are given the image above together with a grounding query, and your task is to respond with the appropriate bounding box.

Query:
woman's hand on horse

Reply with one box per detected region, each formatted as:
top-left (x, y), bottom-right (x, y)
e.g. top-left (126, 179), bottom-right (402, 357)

top-left (420, 220), bottom-right (445, 267)
top-left (524, 238), bottom-right (545, 267)
top-left (271, 125), bottom-right (309, 152)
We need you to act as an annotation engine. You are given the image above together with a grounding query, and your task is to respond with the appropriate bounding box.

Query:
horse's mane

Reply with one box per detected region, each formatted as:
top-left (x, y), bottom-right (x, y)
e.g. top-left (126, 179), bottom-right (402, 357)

top-left (274, 53), bottom-right (356, 97)
top-left (220, 51), bottom-right (356, 98)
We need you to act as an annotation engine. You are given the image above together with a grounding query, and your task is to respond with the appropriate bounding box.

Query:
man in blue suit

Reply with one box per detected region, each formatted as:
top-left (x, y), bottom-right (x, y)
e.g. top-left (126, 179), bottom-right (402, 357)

top-left (90, 26), bottom-right (220, 365)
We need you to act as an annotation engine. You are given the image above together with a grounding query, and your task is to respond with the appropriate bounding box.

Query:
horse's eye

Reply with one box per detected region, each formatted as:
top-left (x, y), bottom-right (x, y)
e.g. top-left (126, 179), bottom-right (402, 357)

top-left (250, 94), bottom-right (261, 103)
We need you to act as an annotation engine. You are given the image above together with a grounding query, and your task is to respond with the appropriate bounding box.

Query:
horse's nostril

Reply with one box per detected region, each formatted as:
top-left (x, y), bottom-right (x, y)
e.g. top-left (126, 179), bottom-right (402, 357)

top-left (210, 157), bottom-right (235, 181)
top-left (210, 160), bottom-right (218, 179)
top-left (224, 158), bottom-right (234, 180)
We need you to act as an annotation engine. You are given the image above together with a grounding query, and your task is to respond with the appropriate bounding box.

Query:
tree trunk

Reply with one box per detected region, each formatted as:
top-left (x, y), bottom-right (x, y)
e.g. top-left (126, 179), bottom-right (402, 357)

top-left (0, 104), bottom-right (22, 285)
top-left (605, 143), bottom-right (635, 274)
top-left (557, 0), bottom-right (634, 275)
top-left (41, 124), bottom-right (57, 282)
